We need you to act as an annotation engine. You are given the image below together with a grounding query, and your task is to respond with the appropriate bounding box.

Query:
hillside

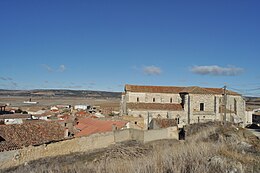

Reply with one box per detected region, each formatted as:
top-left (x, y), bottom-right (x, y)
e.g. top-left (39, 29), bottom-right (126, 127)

top-left (3, 122), bottom-right (260, 173)
top-left (0, 89), bottom-right (121, 99)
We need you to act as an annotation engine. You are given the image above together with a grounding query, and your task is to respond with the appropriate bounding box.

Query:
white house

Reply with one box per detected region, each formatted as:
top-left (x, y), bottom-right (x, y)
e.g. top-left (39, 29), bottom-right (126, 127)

top-left (74, 105), bottom-right (90, 110)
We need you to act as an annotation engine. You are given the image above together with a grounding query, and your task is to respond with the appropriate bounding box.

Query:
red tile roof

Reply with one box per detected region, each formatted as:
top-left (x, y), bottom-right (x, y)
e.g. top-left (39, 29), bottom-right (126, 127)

top-left (125, 84), bottom-right (184, 94)
top-left (75, 118), bottom-right (127, 137)
top-left (152, 118), bottom-right (177, 128)
top-left (127, 103), bottom-right (183, 111)
top-left (76, 110), bottom-right (87, 115)
top-left (0, 121), bottom-right (65, 152)
top-left (180, 86), bottom-right (217, 94)
top-left (204, 87), bottom-right (240, 95)
top-left (125, 84), bottom-right (240, 95)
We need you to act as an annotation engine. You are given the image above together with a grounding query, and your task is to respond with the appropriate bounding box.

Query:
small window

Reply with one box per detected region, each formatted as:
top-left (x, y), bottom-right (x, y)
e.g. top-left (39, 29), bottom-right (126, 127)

top-left (135, 121), bottom-right (137, 125)
top-left (170, 98), bottom-right (173, 103)
top-left (234, 99), bottom-right (237, 114)
top-left (153, 98), bottom-right (155, 102)
top-left (200, 103), bottom-right (204, 111)
top-left (137, 97), bottom-right (139, 102)
top-left (175, 118), bottom-right (180, 124)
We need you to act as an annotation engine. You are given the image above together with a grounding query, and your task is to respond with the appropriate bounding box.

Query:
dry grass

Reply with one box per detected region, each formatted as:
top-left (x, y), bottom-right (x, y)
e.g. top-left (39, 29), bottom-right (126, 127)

top-left (219, 147), bottom-right (256, 164)
top-left (2, 122), bottom-right (260, 173)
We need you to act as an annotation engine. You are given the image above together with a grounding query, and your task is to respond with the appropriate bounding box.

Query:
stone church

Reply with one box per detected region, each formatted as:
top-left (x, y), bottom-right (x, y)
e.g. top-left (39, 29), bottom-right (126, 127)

top-left (120, 84), bottom-right (247, 129)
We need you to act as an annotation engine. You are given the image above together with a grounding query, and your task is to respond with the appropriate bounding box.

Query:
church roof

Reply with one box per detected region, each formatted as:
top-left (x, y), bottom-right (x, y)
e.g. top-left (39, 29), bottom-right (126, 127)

top-left (125, 84), bottom-right (185, 94)
top-left (125, 84), bottom-right (240, 96)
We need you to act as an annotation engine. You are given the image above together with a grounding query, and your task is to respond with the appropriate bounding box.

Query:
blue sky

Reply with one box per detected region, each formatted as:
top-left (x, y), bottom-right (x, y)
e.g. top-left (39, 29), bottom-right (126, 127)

top-left (0, 0), bottom-right (260, 96)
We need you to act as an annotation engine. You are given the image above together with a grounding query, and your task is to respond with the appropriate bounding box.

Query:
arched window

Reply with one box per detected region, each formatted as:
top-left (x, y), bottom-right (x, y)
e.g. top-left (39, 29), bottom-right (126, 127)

top-left (137, 97), bottom-right (139, 102)
top-left (170, 98), bottom-right (173, 103)
top-left (153, 98), bottom-right (155, 102)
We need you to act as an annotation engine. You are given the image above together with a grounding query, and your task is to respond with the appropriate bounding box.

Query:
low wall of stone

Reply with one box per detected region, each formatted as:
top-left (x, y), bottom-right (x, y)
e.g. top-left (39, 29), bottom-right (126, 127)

top-left (114, 129), bottom-right (130, 143)
top-left (143, 127), bottom-right (178, 143)
top-left (0, 127), bottom-right (178, 170)
top-left (129, 129), bottom-right (144, 141)
top-left (144, 128), bottom-right (168, 143)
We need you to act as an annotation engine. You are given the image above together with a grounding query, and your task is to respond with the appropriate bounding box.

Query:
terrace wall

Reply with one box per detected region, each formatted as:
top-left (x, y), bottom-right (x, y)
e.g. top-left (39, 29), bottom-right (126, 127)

top-left (0, 127), bottom-right (178, 169)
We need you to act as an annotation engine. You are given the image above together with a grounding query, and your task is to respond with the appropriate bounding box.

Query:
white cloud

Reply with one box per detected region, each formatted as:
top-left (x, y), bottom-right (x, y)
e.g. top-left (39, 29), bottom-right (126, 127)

top-left (0, 76), bottom-right (13, 81)
top-left (143, 65), bottom-right (162, 75)
top-left (0, 77), bottom-right (18, 88)
top-left (42, 64), bottom-right (66, 72)
top-left (191, 65), bottom-right (244, 76)
top-left (42, 64), bottom-right (53, 72)
top-left (59, 64), bottom-right (66, 72)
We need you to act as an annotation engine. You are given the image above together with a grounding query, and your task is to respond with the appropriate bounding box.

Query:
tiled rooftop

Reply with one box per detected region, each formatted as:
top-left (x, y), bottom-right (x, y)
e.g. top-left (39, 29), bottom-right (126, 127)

top-left (152, 118), bottom-right (177, 128)
top-left (75, 118), bottom-right (128, 137)
top-left (127, 103), bottom-right (183, 111)
top-left (125, 84), bottom-right (184, 94)
top-left (204, 87), bottom-right (240, 95)
top-left (0, 121), bottom-right (65, 152)
top-left (125, 84), bottom-right (240, 95)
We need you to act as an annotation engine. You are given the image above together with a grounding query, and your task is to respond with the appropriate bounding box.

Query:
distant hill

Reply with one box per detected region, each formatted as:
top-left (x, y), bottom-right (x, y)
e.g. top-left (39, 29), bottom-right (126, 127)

top-left (0, 89), bottom-right (121, 99)
top-left (245, 96), bottom-right (260, 110)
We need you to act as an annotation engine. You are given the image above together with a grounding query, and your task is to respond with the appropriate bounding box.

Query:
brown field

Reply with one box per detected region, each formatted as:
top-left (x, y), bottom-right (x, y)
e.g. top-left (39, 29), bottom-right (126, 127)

top-left (0, 96), bottom-right (120, 112)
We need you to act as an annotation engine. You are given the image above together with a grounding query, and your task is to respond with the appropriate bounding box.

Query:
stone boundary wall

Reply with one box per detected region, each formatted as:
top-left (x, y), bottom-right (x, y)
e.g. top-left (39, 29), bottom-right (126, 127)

top-left (0, 127), bottom-right (178, 169)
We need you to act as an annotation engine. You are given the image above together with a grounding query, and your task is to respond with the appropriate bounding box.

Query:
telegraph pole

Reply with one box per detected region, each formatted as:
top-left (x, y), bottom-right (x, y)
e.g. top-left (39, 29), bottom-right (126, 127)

top-left (223, 85), bottom-right (227, 125)
top-left (147, 112), bottom-right (150, 130)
